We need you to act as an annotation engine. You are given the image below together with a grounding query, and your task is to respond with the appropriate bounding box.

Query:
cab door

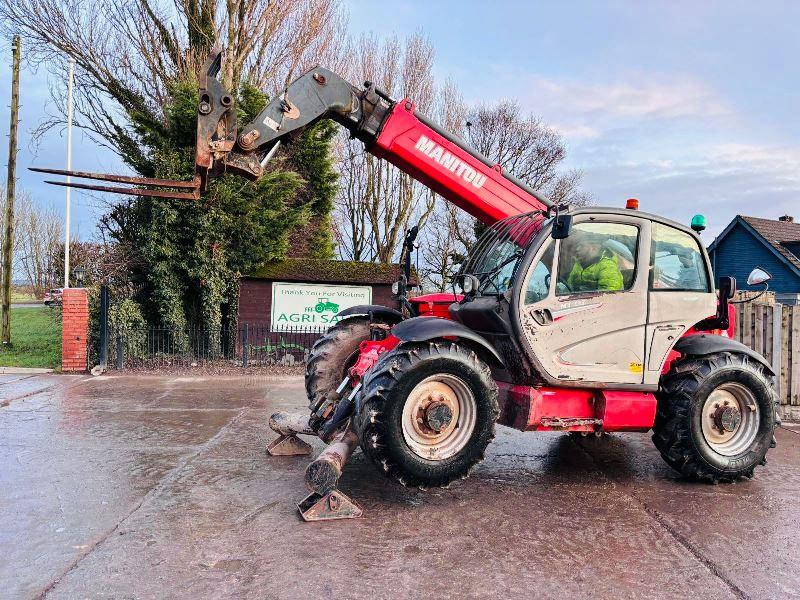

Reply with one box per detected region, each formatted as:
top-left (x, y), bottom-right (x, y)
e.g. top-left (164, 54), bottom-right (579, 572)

top-left (517, 216), bottom-right (649, 385)
top-left (644, 222), bottom-right (717, 385)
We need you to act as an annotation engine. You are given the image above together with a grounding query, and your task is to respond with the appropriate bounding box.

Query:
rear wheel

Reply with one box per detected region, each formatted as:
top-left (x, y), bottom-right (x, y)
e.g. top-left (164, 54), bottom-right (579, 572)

top-left (652, 352), bottom-right (777, 483)
top-left (305, 317), bottom-right (375, 410)
top-left (355, 342), bottom-right (499, 488)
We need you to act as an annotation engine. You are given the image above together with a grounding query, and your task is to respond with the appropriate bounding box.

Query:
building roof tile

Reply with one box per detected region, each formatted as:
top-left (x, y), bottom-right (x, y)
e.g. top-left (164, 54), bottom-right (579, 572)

top-left (740, 215), bottom-right (800, 270)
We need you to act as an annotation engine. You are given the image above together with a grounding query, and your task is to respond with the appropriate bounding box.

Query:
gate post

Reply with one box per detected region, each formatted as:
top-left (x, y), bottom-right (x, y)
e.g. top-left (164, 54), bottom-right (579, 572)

top-left (61, 288), bottom-right (89, 372)
top-left (99, 284), bottom-right (109, 369)
top-left (242, 323), bottom-right (249, 367)
top-left (116, 332), bottom-right (124, 370)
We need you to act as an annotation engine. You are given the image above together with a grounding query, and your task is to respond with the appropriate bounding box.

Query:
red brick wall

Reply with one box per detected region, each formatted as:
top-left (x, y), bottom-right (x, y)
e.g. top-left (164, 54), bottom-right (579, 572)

top-left (62, 288), bottom-right (89, 372)
top-left (238, 279), bottom-right (397, 327)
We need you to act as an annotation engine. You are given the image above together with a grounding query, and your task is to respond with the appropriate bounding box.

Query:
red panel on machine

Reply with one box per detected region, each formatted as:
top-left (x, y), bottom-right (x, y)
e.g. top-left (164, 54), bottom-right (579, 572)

top-left (410, 292), bottom-right (462, 319)
top-left (497, 383), bottom-right (596, 432)
top-left (595, 390), bottom-right (657, 431)
top-left (373, 103), bottom-right (549, 224)
top-left (496, 383), bottom-right (656, 433)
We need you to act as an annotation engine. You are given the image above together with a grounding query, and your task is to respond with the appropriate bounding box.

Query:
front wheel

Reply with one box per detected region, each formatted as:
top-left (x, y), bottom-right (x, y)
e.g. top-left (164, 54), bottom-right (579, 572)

top-left (652, 352), bottom-right (777, 483)
top-left (305, 317), bottom-right (374, 410)
top-left (355, 342), bottom-right (499, 489)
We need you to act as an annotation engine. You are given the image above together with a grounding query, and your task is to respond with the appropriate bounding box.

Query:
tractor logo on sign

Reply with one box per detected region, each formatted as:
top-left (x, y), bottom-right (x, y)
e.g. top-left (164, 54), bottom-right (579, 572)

top-left (312, 297), bottom-right (340, 314)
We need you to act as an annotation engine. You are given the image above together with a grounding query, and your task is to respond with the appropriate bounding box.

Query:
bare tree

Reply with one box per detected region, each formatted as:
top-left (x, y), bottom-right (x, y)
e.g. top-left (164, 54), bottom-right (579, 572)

top-left (0, 187), bottom-right (63, 298)
top-left (335, 33), bottom-right (467, 263)
top-left (419, 201), bottom-right (474, 292)
top-left (0, 0), bottom-right (348, 161)
top-left (467, 100), bottom-right (590, 206)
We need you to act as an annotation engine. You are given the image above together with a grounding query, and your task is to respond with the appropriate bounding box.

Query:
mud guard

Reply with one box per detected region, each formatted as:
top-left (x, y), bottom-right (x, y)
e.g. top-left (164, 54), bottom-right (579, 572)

top-left (673, 334), bottom-right (774, 376)
top-left (391, 316), bottom-right (505, 367)
top-left (337, 305), bottom-right (405, 324)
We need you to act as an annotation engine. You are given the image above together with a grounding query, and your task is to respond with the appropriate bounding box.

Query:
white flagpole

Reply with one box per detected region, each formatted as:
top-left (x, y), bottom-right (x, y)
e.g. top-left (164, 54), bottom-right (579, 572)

top-left (64, 57), bottom-right (75, 288)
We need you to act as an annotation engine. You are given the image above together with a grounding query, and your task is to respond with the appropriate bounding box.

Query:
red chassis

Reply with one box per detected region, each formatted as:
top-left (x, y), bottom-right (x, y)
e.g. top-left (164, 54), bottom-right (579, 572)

top-left (351, 332), bottom-right (659, 434)
top-left (355, 296), bottom-right (736, 435)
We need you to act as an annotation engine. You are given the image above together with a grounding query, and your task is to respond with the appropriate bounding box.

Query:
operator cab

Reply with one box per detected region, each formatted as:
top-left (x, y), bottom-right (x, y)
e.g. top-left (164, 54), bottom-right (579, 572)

top-left (452, 207), bottom-right (718, 389)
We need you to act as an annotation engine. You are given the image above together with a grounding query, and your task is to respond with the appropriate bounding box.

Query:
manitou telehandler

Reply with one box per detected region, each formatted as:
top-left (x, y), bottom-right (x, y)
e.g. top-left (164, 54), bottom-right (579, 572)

top-left (34, 49), bottom-right (779, 521)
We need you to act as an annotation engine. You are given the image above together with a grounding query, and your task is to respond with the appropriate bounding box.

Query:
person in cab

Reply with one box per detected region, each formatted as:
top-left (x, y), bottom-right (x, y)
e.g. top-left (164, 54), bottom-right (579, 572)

top-left (565, 234), bottom-right (624, 292)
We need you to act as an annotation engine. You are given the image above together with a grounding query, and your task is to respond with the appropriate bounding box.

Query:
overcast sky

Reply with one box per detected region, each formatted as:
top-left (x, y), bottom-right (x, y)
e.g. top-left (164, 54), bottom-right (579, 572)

top-left (2, 1), bottom-right (799, 243)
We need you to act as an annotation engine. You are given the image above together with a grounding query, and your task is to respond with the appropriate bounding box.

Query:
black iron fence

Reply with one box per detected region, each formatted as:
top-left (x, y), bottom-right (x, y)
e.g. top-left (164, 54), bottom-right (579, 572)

top-left (106, 323), bottom-right (326, 369)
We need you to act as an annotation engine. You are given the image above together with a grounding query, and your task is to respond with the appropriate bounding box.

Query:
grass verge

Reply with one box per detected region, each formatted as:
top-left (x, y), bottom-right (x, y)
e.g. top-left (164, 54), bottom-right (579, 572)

top-left (0, 307), bottom-right (61, 369)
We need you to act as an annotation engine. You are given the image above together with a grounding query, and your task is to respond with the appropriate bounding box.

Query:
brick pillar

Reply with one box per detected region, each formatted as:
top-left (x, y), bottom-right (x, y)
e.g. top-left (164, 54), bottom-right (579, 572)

top-left (62, 288), bottom-right (89, 372)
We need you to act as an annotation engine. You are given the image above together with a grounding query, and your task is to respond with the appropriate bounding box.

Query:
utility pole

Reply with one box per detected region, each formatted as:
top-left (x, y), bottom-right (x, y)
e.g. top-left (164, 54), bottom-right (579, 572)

top-left (63, 57), bottom-right (75, 289)
top-left (1, 35), bottom-right (21, 346)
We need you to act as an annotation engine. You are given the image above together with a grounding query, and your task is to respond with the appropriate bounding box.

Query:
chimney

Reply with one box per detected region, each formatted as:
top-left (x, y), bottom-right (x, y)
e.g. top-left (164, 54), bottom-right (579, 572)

top-left (779, 214), bottom-right (794, 222)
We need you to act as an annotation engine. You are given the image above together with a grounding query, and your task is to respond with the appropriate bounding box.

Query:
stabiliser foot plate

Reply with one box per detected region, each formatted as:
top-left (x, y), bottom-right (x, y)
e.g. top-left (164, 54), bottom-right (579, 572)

top-left (266, 434), bottom-right (313, 456)
top-left (298, 490), bottom-right (362, 521)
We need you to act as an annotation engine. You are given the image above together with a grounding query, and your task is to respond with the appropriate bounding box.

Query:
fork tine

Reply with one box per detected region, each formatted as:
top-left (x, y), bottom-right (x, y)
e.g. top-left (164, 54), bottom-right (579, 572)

top-left (29, 167), bottom-right (200, 190)
top-left (43, 180), bottom-right (200, 200)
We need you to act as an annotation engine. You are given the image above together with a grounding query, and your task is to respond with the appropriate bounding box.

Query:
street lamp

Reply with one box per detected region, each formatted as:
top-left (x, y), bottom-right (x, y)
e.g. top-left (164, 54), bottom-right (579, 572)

top-left (72, 266), bottom-right (86, 288)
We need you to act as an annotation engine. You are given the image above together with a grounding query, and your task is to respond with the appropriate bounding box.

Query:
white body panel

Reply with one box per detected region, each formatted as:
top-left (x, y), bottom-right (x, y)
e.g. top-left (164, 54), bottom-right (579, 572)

top-left (519, 215), bottom-right (650, 385)
top-left (517, 212), bottom-right (716, 386)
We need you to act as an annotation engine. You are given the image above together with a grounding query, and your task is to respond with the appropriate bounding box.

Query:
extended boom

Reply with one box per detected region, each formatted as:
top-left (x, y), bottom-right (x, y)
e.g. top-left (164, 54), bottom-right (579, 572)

top-left (32, 49), bottom-right (550, 224)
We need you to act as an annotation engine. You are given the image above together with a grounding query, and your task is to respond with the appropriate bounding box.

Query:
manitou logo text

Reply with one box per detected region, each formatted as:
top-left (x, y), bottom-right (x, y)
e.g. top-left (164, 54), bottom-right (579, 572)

top-left (414, 135), bottom-right (487, 189)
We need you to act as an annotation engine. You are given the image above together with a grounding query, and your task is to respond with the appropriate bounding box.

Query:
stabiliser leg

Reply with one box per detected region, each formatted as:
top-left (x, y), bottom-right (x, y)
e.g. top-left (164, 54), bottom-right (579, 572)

top-left (298, 426), bottom-right (362, 521)
top-left (266, 411), bottom-right (314, 456)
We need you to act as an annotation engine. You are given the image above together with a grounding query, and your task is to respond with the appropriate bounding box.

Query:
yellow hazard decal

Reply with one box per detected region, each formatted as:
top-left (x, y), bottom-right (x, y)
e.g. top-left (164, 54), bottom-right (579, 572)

top-left (629, 362), bottom-right (643, 373)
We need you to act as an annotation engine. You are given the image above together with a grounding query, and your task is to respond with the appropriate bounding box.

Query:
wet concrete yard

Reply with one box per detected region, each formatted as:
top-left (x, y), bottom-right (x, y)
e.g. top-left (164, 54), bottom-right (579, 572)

top-left (2, 373), bottom-right (799, 599)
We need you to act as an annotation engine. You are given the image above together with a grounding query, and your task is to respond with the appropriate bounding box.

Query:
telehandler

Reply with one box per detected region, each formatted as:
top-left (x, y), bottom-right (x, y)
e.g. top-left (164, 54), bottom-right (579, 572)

top-left (34, 49), bottom-right (779, 521)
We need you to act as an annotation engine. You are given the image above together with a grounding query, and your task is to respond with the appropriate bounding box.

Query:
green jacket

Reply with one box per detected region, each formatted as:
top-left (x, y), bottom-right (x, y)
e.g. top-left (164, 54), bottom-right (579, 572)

top-left (567, 250), bottom-right (623, 292)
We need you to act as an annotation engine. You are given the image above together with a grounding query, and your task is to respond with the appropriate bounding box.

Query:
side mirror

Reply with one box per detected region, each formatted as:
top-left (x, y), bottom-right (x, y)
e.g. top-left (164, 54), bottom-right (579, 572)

top-left (718, 276), bottom-right (736, 300)
top-left (551, 214), bottom-right (573, 240)
top-left (461, 274), bottom-right (480, 296)
top-left (747, 267), bottom-right (771, 286)
top-left (392, 274), bottom-right (407, 297)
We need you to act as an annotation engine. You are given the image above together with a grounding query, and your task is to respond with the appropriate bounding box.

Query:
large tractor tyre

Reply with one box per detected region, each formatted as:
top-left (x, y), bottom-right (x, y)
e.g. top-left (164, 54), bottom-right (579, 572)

top-left (652, 352), bottom-right (777, 483)
top-left (305, 317), bottom-right (376, 410)
top-left (355, 342), bottom-right (499, 489)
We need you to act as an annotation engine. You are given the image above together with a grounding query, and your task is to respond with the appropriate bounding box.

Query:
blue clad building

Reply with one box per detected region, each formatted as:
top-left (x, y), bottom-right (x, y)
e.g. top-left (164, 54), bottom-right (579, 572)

top-left (708, 214), bottom-right (800, 305)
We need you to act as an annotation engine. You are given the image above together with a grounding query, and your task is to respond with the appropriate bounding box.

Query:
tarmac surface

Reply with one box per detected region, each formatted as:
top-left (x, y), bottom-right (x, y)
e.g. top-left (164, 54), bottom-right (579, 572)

top-left (2, 373), bottom-right (799, 599)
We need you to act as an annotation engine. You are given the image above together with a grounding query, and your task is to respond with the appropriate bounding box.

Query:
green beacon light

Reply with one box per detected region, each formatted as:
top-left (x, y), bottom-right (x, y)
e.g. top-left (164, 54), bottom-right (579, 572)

top-left (690, 214), bottom-right (707, 233)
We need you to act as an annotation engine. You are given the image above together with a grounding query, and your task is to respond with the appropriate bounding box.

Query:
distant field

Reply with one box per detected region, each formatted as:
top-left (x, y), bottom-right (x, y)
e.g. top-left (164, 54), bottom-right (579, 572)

top-left (10, 287), bottom-right (38, 303)
top-left (0, 307), bottom-right (61, 369)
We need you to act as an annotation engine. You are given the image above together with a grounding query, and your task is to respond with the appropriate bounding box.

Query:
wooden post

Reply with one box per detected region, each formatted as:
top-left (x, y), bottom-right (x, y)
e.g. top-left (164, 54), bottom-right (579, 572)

top-left (791, 306), bottom-right (800, 407)
top-left (1, 35), bottom-right (21, 345)
top-left (781, 305), bottom-right (791, 407)
top-left (754, 304), bottom-right (764, 355)
top-left (772, 303), bottom-right (783, 400)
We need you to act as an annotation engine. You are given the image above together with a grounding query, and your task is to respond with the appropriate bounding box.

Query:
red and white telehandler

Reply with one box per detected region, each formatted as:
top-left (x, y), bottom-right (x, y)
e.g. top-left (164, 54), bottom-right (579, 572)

top-left (34, 50), bottom-right (779, 521)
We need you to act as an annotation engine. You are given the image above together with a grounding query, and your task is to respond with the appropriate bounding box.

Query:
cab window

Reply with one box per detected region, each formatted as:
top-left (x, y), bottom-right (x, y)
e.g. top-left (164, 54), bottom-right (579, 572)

top-left (556, 222), bottom-right (638, 295)
top-left (523, 241), bottom-right (554, 304)
top-left (650, 223), bottom-right (709, 291)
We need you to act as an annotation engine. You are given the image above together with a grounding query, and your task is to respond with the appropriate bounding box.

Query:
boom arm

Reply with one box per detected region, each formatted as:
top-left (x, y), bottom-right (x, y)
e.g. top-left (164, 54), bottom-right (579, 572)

top-left (227, 66), bottom-right (551, 223)
top-left (32, 49), bottom-right (551, 224)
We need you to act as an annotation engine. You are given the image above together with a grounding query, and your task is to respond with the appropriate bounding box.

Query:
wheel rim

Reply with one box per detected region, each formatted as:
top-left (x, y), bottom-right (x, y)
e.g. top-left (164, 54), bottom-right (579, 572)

top-left (401, 374), bottom-right (477, 461)
top-left (700, 382), bottom-right (760, 457)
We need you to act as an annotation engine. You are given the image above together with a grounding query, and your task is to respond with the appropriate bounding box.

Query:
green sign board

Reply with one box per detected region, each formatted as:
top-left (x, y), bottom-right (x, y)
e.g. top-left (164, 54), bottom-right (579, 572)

top-left (270, 282), bottom-right (372, 331)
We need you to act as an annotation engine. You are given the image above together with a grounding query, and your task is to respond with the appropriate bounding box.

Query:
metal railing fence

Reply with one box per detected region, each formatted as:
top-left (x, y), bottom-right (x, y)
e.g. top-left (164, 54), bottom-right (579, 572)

top-left (108, 323), bottom-right (326, 369)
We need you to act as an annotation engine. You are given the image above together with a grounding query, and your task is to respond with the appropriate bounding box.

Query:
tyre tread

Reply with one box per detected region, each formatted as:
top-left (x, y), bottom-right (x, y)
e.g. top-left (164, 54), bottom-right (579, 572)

top-left (355, 342), bottom-right (499, 489)
top-left (652, 351), bottom-right (776, 483)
